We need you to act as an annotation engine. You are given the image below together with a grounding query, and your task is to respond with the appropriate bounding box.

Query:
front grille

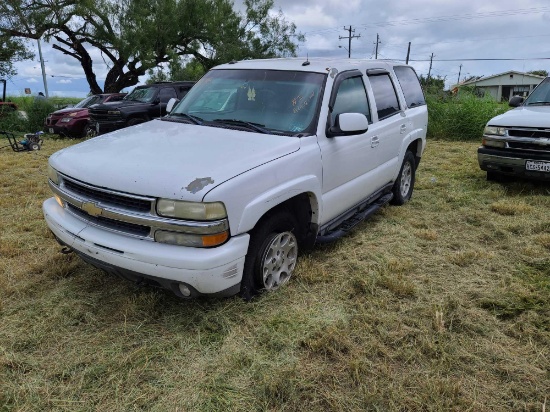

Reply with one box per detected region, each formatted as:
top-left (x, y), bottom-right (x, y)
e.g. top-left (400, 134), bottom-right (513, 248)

top-left (508, 128), bottom-right (550, 138)
top-left (63, 178), bottom-right (152, 213)
top-left (89, 109), bottom-right (122, 122)
top-left (508, 141), bottom-right (550, 152)
top-left (67, 204), bottom-right (151, 237)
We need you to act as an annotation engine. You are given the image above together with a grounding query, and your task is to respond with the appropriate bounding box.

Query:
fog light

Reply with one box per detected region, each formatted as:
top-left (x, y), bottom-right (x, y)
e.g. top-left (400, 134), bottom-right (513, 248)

top-left (178, 283), bottom-right (191, 297)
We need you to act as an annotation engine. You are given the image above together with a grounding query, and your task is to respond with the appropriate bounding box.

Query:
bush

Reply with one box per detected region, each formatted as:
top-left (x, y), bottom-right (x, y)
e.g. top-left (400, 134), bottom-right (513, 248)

top-left (26, 99), bottom-right (56, 132)
top-left (426, 90), bottom-right (510, 141)
top-left (0, 107), bottom-right (27, 133)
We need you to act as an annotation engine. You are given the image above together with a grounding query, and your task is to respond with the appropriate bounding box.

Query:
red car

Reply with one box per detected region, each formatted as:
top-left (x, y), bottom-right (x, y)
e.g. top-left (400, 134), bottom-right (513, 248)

top-left (45, 93), bottom-right (126, 138)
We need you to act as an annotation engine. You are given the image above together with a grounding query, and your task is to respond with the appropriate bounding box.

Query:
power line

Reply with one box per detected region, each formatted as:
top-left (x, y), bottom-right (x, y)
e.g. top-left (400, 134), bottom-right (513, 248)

top-left (302, 6), bottom-right (550, 35)
top-left (339, 26), bottom-right (361, 58)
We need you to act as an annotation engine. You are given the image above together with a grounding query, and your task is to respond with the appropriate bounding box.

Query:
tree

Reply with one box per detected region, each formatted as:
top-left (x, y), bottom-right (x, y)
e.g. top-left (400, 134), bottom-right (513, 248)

top-left (419, 74), bottom-right (445, 93)
top-left (0, 36), bottom-right (33, 78)
top-left (0, 0), bottom-right (303, 93)
top-left (527, 70), bottom-right (548, 77)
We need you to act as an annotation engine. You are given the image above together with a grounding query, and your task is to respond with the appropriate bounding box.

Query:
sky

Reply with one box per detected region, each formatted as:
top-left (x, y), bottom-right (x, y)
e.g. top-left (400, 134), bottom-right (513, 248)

top-left (6, 0), bottom-right (550, 98)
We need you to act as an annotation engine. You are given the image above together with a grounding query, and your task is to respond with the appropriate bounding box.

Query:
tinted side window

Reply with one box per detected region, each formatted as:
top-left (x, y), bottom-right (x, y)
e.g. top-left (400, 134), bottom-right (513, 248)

top-left (331, 77), bottom-right (371, 124)
top-left (393, 66), bottom-right (426, 108)
top-left (369, 74), bottom-right (400, 120)
top-left (159, 87), bottom-right (177, 102)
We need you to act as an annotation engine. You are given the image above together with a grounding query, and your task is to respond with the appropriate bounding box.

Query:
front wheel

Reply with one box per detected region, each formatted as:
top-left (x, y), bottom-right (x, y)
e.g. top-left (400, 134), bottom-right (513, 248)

top-left (391, 151), bottom-right (416, 205)
top-left (85, 125), bottom-right (97, 140)
top-left (241, 211), bottom-right (299, 300)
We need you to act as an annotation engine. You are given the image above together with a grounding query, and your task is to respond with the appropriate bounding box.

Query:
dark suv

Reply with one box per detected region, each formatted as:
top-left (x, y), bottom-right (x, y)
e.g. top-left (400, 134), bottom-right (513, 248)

top-left (88, 82), bottom-right (194, 136)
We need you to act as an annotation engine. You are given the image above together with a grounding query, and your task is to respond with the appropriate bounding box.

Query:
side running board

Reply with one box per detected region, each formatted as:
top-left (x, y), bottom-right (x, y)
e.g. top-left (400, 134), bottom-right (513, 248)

top-left (316, 193), bottom-right (393, 244)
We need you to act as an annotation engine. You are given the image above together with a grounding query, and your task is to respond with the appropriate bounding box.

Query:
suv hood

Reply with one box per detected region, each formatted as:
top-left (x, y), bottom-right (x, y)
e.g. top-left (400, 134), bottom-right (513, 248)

top-left (50, 119), bottom-right (301, 201)
top-left (489, 106), bottom-right (550, 128)
top-left (51, 107), bottom-right (87, 116)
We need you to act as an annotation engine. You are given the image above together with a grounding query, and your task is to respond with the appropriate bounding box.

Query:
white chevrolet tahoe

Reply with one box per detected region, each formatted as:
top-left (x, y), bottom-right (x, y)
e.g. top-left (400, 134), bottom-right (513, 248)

top-left (43, 58), bottom-right (427, 299)
top-left (479, 77), bottom-right (550, 181)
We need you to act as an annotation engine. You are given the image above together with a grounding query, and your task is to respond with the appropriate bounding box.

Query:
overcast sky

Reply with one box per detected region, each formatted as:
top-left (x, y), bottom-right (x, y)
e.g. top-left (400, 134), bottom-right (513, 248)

top-left (8, 0), bottom-right (550, 98)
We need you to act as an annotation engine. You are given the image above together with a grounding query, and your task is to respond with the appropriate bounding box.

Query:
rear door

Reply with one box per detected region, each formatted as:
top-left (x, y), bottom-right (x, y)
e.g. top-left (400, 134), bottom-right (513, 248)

top-left (364, 69), bottom-right (408, 179)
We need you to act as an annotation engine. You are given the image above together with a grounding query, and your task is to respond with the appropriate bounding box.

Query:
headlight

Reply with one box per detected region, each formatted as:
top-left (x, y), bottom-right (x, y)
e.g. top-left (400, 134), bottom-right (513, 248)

top-left (60, 117), bottom-right (72, 123)
top-left (48, 164), bottom-right (60, 185)
top-left (157, 199), bottom-right (227, 221)
top-left (484, 126), bottom-right (505, 136)
top-left (69, 112), bottom-right (78, 117)
top-left (155, 230), bottom-right (229, 247)
top-left (108, 110), bottom-right (121, 115)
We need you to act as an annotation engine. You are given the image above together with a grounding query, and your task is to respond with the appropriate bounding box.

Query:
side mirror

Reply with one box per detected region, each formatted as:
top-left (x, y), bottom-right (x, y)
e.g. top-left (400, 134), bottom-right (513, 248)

top-left (509, 95), bottom-right (524, 107)
top-left (166, 98), bottom-right (180, 114)
top-left (327, 113), bottom-right (369, 137)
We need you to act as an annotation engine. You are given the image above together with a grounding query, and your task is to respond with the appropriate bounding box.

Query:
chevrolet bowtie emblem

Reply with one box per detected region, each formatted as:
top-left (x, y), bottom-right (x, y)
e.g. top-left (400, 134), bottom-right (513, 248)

top-left (81, 202), bottom-right (103, 217)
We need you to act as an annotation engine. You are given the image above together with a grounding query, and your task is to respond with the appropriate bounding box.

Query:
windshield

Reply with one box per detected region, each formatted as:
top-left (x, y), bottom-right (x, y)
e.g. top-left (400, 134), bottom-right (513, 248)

top-left (124, 88), bottom-right (156, 103)
top-left (74, 95), bottom-right (102, 108)
top-left (169, 69), bottom-right (326, 135)
top-left (524, 77), bottom-right (550, 105)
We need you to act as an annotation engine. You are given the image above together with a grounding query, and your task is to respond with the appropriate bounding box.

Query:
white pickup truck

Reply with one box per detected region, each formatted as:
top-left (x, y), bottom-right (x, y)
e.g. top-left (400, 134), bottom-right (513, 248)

top-left (43, 58), bottom-right (428, 299)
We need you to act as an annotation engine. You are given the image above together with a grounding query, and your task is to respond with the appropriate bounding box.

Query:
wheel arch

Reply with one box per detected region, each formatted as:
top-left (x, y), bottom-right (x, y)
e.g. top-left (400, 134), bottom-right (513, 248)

top-left (239, 189), bottom-right (320, 251)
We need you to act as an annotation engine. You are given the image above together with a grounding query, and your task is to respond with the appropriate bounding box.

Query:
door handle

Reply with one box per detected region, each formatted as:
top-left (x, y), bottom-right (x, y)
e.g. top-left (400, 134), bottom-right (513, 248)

top-left (371, 136), bottom-right (380, 148)
top-left (400, 124), bottom-right (407, 134)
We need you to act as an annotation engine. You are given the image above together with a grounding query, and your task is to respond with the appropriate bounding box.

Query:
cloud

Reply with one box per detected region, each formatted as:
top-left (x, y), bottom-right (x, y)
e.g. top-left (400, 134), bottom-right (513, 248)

top-left (26, 78), bottom-right (38, 83)
top-left (56, 79), bottom-right (72, 84)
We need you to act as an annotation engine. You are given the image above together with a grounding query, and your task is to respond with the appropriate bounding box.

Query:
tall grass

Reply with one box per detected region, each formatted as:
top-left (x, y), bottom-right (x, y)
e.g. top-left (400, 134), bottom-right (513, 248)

top-left (427, 89), bottom-right (510, 141)
top-left (1, 139), bottom-right (549, 411)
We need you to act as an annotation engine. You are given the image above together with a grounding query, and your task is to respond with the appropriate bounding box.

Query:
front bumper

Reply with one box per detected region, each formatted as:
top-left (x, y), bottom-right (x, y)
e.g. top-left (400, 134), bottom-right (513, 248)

top-left (89, 119), bottom-right (127, 135)
top-left (43, 197), bottom-right (250, 297)
top-left (477, 147), bottom-right (550, 180)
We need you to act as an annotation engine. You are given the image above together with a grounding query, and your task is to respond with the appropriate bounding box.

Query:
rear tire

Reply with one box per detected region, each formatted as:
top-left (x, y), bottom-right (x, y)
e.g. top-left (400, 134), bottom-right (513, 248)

top-left (240, 211), bottom-right (299, 300)
top-left (391, 151), bottom-right (416, 205)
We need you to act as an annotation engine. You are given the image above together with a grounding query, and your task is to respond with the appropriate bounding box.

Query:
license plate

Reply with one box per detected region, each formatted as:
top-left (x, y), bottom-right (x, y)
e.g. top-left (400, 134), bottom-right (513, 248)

top-left (526, 160), bottom-right (550, 172)
top-left (49, 128), bottom-right (54, 134)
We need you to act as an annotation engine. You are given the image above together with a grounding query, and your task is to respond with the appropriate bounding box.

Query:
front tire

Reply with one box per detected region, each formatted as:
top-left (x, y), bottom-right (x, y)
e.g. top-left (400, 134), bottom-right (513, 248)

top-left (241, 211), bottom-right (299, 300)
top-left (391, 150), bottom-right (416, 205)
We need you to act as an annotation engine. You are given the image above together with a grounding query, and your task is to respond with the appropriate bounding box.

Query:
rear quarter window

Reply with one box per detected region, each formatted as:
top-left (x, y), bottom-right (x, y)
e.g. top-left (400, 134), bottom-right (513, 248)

top-left (393, 66), bottom-right (426, 108)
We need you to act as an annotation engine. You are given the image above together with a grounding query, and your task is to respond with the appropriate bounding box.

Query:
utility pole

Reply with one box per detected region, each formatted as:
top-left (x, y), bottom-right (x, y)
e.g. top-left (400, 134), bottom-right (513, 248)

top-left (37, 38), bottom-right (49, 98)
top-left (457, 64), bottom-right (462, 84)
top-left (405, 42), bottom-right (411, 64)
top-left (339, 26), bottom-right (361, 58)
top-left (427, 53), bottom-right (434, 82)
top-left (374, 33), bottom-right (381, 59)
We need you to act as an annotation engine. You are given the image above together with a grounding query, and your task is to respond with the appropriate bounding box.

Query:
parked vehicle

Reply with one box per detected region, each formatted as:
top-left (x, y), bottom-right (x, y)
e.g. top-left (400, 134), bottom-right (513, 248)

top-left (87, 81), bottom-right (194, 136)
top-left (45, 93), bottom-right (126, 138)
top-left (43, 58), bottom-right (427, 299)
top-left (479, 77), bottom-right (550, 181)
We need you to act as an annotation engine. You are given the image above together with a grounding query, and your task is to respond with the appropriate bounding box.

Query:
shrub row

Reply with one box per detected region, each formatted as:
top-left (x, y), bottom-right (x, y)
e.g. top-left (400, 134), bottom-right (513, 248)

top-left (426, 90), bottom-right (510, 141)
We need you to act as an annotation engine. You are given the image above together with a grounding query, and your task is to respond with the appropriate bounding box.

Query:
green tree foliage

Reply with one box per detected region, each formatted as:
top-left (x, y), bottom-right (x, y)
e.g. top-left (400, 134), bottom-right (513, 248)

top-left (419, 74), bottom-right (446, 94)
top-left (527, 70), bottom-right (548, 77)
top-left (0, 36), bottom-right (33, 78)
top-left (147, 58), bottom-right (206, 83)
top-left (0, 0), bottom-right (303, 93)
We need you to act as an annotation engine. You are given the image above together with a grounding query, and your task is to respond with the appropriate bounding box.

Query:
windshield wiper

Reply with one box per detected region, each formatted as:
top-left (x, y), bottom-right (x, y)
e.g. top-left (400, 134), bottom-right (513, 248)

top-left (212, 119), bottom-right (269, 134)
top-left (526, 101), bottom-right (550, 106)
top-left (169, 113), bottom-right (203, 125)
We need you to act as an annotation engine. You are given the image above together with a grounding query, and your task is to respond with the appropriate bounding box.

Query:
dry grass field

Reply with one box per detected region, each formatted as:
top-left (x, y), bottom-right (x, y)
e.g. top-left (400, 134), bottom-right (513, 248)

top-left (1, 136), bottom-right (549, 411)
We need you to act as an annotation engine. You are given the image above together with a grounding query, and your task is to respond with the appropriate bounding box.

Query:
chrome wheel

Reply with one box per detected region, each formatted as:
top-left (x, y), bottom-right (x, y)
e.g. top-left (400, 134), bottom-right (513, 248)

top-left (261, 231), bottom-right (298, 291)
top-left (400, 161), bottom-right (412, 198)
